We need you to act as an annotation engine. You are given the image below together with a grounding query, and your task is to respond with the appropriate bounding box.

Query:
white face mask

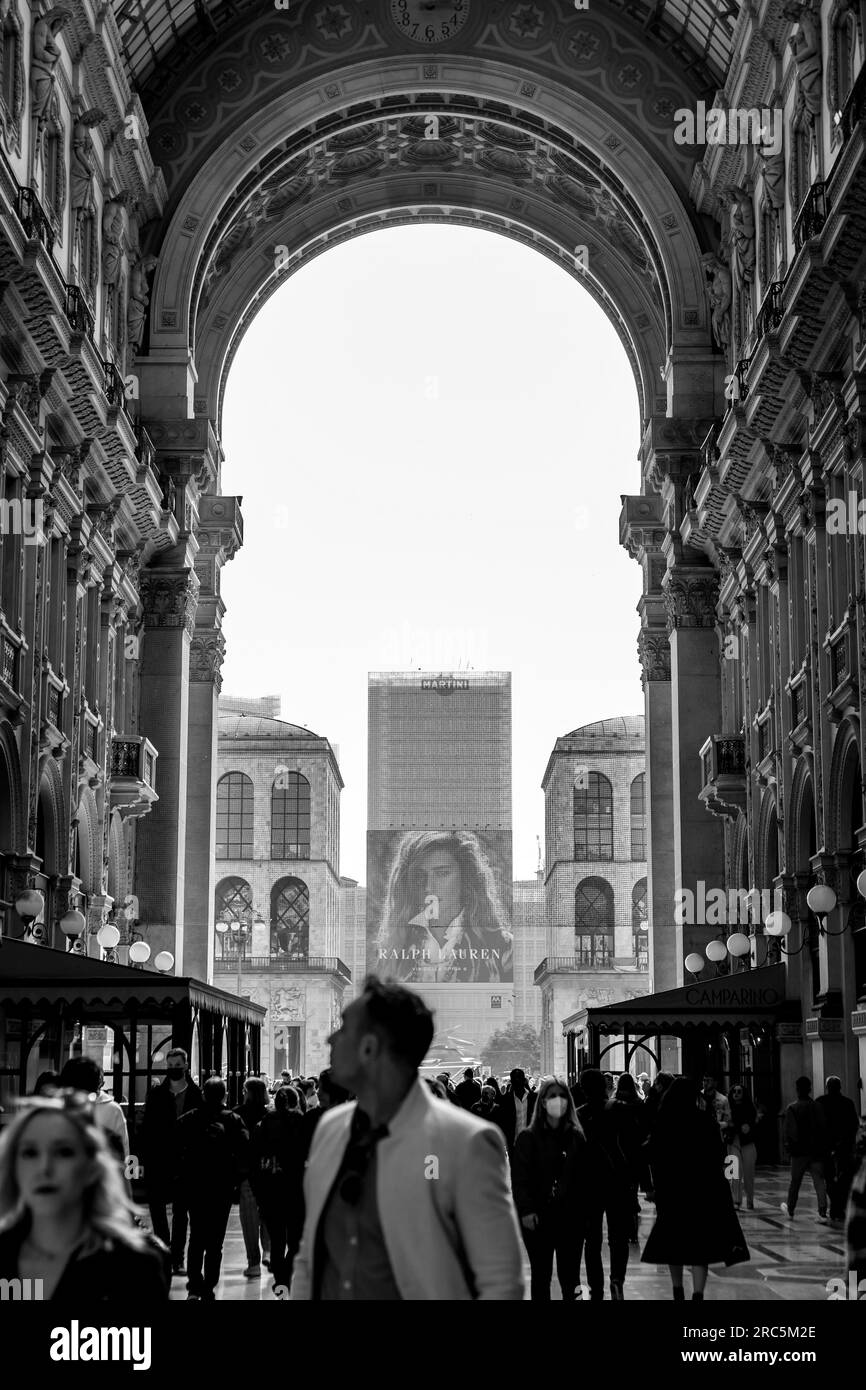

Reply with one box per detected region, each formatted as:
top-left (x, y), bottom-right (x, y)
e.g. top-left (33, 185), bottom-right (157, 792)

top-left (545, 1097), bottom-right (568, 1119)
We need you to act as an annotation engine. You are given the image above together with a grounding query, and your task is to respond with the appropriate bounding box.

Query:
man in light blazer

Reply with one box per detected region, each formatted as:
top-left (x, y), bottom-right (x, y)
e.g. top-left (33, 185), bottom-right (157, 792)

top-left (289, 975), bottom-right (525, 1300)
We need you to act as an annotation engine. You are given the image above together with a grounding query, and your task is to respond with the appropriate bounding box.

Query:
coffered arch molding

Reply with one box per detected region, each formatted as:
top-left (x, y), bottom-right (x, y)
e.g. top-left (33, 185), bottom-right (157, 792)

top-left (200, 204), bottom-right (662, 432)
top-left (147, 60), bottom-right (714, 421)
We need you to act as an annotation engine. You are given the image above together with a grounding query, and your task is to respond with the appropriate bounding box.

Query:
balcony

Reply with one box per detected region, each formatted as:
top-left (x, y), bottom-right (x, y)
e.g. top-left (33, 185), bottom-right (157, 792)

top-left (824, 619), bottom-right (858, 722)
top-left (102, 358), bottom-right (124, 412)
top-left (15, 185), bottom-right (55, 256)
top-left (755, 281), bottom-right (784, 342)
top-left (109, 735), bottom-right (158, 821)
top-left (793, 181), bottom-right (829, 252)
top-left (213, 956), bottom-right (350, 981)
top-left (64, 284), bottom-right (95, 341)
top-left (699, 733), bottom-right (746, 821)
top-left (534, 954), bottom-right (613, 982)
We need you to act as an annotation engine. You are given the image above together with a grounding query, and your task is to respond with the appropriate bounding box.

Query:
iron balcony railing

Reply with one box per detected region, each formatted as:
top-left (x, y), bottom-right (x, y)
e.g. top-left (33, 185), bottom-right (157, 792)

top-left (793, 181), bottom-right (828, 252)
top-left (103, 358), bottom-right (124, 410)
top-left (214, 955), bottom-right (351, 980)
top-left (16, 184), bottom-right (55, 255)
top-left (734, 353), bottom-right (753, 403)
top-left (755, 281), bottom-right (784, 342)
top-left (64, 284), bottom-right (94, 340)
top-left (534, 953), bottom-right (613, 982)
top-left (111, 735), bottom-right (157, 789)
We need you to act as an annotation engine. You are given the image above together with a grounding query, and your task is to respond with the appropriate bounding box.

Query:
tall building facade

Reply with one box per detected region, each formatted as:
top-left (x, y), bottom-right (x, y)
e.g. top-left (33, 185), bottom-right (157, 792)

top-left (366, 672), bottom-right (513, 1050)
top-left (213, 697), bottom-right (348, 1077)
top-left (537, 716), bottom-right (649, 1074)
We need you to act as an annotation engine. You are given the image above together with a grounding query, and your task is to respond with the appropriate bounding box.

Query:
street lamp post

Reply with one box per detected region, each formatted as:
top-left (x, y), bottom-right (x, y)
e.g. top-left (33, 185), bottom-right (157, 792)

top-left (216, 918), bottom-right (250, 997)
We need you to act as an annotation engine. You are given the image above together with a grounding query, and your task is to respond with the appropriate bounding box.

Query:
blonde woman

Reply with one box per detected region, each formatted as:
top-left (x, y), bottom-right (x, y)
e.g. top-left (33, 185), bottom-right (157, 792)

top-left (0, 1092), bottom-right (169, 1301)
top-left (510, 1076), bottom-right (589, 1300)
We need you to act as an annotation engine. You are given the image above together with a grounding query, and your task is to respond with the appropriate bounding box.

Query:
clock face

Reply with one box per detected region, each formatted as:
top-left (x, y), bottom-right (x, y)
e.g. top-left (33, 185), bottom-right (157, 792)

top-left (389, 0), bottom-right (471, 45)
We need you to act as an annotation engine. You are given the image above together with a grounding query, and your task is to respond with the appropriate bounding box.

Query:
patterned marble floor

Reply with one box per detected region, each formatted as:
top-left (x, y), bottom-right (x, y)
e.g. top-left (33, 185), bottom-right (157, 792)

top-left (165, 1166), bottom-right (848, 1301)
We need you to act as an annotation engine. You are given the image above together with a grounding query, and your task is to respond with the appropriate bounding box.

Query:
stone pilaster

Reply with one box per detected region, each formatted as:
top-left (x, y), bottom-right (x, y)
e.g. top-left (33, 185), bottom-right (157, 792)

top-left (183, 493), bottom-right (242, 983)
top-left (135, 567), bottom-right (198, 971)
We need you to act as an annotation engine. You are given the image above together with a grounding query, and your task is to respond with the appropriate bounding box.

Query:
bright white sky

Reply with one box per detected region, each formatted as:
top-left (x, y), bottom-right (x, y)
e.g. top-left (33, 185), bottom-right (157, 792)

top-left (220, 224), bottom-right (644, 882)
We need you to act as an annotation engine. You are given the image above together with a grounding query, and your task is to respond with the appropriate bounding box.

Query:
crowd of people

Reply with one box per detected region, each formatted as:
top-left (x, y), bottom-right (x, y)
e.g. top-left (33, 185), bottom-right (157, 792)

top-left (0, 978), bottom-right (864, 1302)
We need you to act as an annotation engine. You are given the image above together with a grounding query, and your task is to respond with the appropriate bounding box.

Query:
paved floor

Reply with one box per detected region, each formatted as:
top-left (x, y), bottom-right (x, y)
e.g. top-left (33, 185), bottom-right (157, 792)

top-left (165, 1166), bottom-right (847, 1301)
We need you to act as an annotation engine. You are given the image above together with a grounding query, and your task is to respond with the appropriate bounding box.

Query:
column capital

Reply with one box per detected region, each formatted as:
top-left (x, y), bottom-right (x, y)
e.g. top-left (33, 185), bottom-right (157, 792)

top-left (140, 568), bottom-right (198, 636)
top-left (663, 566), bottom-right (720, 631)
top-left (637, 628), bottom-right (671, 686)
top-left (189, 628), bottom-right (226, 691)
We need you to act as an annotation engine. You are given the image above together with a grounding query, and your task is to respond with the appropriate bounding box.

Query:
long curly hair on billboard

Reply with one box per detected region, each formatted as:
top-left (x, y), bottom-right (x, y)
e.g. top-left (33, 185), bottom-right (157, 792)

top-left (370, 830), bottom-right (513, 984)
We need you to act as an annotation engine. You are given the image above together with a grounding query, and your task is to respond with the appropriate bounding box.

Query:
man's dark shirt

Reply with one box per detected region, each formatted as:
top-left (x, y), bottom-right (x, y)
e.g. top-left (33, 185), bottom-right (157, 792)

top-left (455, 1078), bottom-right (482, 1111)
top-left (315, 1110), bottom-right (402, 1301)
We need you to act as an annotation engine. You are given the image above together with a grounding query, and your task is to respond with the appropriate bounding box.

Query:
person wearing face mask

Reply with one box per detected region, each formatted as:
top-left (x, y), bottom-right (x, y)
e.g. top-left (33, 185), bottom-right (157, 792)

top-left (141, 1046), bottom-right (203, 1277)
top-left (510, 1077), bottom-right (588, 1300)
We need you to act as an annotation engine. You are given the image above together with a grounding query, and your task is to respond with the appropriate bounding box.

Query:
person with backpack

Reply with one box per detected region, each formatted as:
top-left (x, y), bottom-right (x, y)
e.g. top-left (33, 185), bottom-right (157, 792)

top-left (780, 1075), bottom-right (829, 1223)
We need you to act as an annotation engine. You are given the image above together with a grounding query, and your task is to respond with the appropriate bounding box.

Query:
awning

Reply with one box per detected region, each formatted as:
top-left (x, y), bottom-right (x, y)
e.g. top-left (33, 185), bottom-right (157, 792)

top-left (0, 938), bottom-right (266, 1024)
top-left (573, 963), bottom-right (794, 1035)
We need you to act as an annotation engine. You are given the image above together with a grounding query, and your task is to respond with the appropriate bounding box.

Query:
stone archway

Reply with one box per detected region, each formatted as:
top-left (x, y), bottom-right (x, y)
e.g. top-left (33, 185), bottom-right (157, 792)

top-left (126, 1), bottom-right (739, 979)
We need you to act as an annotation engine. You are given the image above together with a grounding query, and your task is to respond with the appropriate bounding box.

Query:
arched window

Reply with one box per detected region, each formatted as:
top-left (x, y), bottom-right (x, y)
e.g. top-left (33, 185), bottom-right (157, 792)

top-left (271, 771), bottom-right (310, 859)
top-left (632, 878), bottom-right (648, 970)
top-left (630, 773), bottom-right (646, 859)
top-left (271, 877), bottom-right (309, 959)
top-left (574, 877), bottom-right (614, 966)
top-left (216, 772), bottom-right (254, 859)
top-left (573, 772), bottom-right (613, 861)
top-left (831, 9), bottom-right (857, 122)
top-left (214, 876), bottom-right (253, 958)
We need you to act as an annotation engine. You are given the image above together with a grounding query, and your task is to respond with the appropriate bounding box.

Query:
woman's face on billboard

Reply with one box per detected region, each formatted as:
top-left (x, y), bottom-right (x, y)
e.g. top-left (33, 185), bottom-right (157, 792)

top-left (416, 845), bottom-right (462, 926)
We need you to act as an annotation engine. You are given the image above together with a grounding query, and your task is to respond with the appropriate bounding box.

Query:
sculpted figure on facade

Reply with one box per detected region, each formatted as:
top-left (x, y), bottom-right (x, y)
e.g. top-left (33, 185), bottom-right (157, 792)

top-left (758, 140), bottom-right (786, 212)
top-left (127, 253), bottom-right (158, 353)
top-left (727, 188), bottom-right (756, 292)
top-left (783, 2), bottom-right (824, 121)
top-left (70, 110), bottom-right (103, 218)
top-left (101, 197), bottom-right (127, 287)
top-left (30, 8), bottom-right (69, 152)
top-left (701, 252), bottom-right (732, 350)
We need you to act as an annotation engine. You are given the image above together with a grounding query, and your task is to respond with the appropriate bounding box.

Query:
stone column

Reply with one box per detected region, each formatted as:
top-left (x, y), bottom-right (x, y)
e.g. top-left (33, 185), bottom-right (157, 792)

top-left (183, 495), bottom-right (242, 985)
top-left (135, 568), bottom-right (198, 968)
top-left (664, 565), bottom-right (726, 978)
top-left (621, 495), bottom-right (677, 996)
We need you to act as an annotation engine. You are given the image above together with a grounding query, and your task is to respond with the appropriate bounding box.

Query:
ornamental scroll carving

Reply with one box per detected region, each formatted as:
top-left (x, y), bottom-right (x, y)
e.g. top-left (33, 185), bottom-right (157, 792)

top-left (139, 571), bottom-right (197, 636)
top-left (663, 573), bottom-right (720, 631)
top-left (637, 629), bottom-right (671, 684)
top-left (189, 630), bottom-right (226, 688)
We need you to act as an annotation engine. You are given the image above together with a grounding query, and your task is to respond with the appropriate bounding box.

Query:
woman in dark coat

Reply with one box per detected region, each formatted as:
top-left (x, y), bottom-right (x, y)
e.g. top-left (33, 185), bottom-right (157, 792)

top-left (610, 1073), bottom-right (648, 1241)
top-left (0, 1092), bottom-right (169, 1302)
top-left (251, 1085), bottom-right (307, 1289)
top-left (511, 1076), bottom-right (589, 1300)
top-left (641, 1077), bottom-right (749, 1300)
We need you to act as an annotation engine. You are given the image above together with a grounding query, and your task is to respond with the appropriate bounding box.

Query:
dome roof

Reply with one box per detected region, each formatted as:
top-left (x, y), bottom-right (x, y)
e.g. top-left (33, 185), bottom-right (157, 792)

top-left (218, 711), bottom-right (319, 740)
top-left (563, 714), bottom-right (645, 740)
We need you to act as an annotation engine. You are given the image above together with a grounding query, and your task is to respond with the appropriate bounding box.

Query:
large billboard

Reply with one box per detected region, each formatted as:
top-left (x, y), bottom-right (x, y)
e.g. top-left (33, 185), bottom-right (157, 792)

top-left (366, 829), bottom-right (513, 984)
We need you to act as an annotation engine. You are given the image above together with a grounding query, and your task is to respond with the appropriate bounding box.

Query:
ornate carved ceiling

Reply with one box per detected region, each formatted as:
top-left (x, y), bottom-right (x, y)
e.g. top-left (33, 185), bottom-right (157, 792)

top-left (129, 1), bottom-right (723, 432)
top-left (114, 0), bottom-right (739, 99)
